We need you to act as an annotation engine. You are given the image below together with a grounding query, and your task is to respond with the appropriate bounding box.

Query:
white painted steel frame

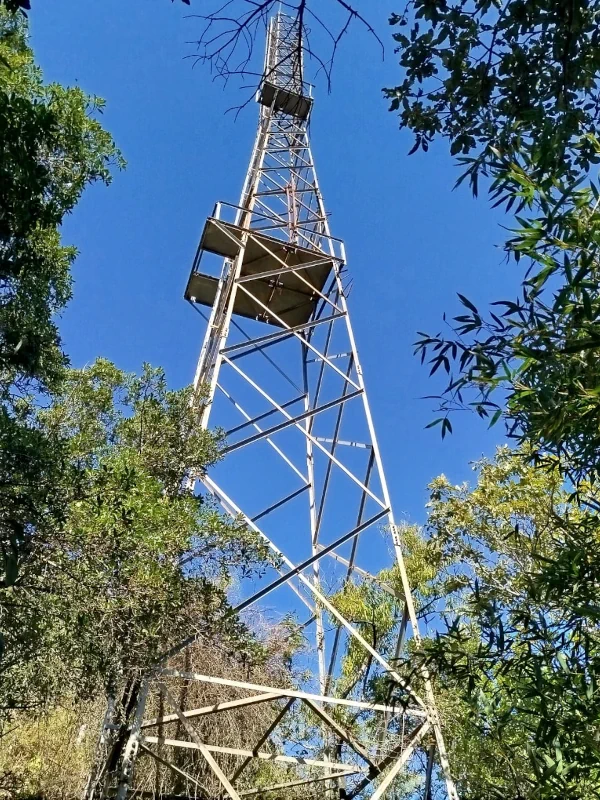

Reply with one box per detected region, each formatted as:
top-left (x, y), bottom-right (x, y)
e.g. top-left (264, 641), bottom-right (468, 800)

top-left (96, 12), bottom-right (458, 800)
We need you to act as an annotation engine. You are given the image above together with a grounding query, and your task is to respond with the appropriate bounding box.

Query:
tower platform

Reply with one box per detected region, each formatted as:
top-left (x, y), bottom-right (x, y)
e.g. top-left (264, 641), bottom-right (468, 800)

top-left (185, 214), bottom-right (341, 328)
top-left (258, 80), bottom-right (312, 120)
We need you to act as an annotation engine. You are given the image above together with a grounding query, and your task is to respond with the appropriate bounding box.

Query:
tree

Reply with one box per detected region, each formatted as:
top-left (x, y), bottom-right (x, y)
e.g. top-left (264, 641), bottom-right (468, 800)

top-left (0, 1), bottom-right (29, 14)
top-left (325, 447), bottom-right (600, 798)
top-left (0, 8), bottom-right (121, 631)
top-left (1, 359), bottom-right (274, 720)
top-left (385, 0), bottom-right (600, 487)
top-left (385, 1), bottom-right (600, 184)
top-left (0, 11), bottom-right (120, 398)
top-left (404, 447), bottom-right (600, 799)
top-left (0, 358), bottom-right (293, 798)
top-left (1, 1), bottom-right (185, 14)
top-left (382, 9), bottom-right (600, 792)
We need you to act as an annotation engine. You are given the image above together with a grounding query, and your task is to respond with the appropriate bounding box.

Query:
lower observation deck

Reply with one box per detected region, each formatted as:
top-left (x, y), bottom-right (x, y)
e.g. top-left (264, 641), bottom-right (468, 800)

top-left (185, 205), bottom-right (345, 328)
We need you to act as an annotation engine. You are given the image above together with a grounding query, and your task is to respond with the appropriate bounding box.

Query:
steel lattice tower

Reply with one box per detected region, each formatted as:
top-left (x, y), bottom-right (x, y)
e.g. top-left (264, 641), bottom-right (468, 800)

top-left (93, 13), bottom-right (458, 800)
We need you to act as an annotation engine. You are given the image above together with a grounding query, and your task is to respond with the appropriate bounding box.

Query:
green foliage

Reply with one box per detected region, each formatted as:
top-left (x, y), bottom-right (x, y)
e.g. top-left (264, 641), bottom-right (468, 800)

top-left (331, 580), bottom-right (397, 699)
top-left (0, 0), bottom-right (189, 15)
top-left (0, 627), bottom-right (300, 800)
top-left (0, 700), bottom-right (99, 798)
top-left (416, 448), bottom-right (600, 799)
top-left (386, 0), bottom-right (600, 185)
top-left (386, 11), bottom-right (600, 788)
top-left (0, 8), bottom-right (122, 667)
top-left (0, 10), bottom-right (122, 397)
top-left (415, 155), bottom-right (600, 487)
top-left (328, 525), bottom-right (446, 706)
top-left (1, 360), bottom-right (271, 721)
top-left (387, 1), bottom-right (600, 488)
top-left (328, 451), bottom-right (600, 797)
top-left (0, 0), bottom-right (189, 14)
top-left (0, 1), bottom-right (29, 15)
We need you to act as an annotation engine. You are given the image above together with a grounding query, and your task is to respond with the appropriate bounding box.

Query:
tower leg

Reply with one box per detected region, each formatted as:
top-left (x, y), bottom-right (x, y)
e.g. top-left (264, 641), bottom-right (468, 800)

top-left (115, 679), bottom-right (150, 800)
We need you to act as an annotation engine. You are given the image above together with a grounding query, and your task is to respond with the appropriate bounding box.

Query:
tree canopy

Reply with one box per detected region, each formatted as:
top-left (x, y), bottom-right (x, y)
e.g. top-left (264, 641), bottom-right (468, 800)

top-left (387, 0), bottom-right (600, 488)
top-left (0, 8), bottom-right (122, 629)
top-left (0, 4), bottom-right (270, 730)
top-left (383, 6), bottom-right (600, 795)
top-left (0, 11), bottom-right (121, 398)
top-left (0, 358), bottom-right (287, 797)
top-left (386, 0), bottom-right (600, 184)
top-left (328, 448), bottom-right (600, 798)
top-left (413, 448), bottom-right (600, 799)
top-left (4, 359), bottom-right (272, 714)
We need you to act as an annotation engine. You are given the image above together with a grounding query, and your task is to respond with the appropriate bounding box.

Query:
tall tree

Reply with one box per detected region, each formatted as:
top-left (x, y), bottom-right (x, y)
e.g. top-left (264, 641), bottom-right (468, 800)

top-left (10, 360), bottom-right (272, 710)
top-left (0, 7), bottom-right (121, 620)
top-left (330, 449), bottom-right (600, 798)
top-left (386, 0), bottom-right (600, 487)
top-left (0, 358), bottom-right (283, 799)
top-left (0, 356), bottom-right (317, 799)
top-left (411, 447), bottom-right (600, 799)
top-left (0, 10), bottom-right (120, 397)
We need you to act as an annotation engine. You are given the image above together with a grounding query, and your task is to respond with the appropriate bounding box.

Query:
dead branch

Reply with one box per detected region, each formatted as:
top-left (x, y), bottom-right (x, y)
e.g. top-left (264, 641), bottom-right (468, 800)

top-left (184, 0), bottom-right (383, 97)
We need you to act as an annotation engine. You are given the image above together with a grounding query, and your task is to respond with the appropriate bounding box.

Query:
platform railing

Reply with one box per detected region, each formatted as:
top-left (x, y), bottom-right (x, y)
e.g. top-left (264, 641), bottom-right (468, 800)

top-left (210, 201), bottom-right (346, 262)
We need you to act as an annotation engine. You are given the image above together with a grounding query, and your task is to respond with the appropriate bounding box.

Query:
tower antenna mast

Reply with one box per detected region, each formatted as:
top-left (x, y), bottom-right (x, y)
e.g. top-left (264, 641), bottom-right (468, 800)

top-left (88, 13), bottom-right (458, 800)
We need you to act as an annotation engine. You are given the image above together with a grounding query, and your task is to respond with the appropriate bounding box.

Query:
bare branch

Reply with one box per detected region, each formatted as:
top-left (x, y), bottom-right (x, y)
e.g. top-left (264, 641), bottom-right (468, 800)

top-left (184, 0), bottom-right (382, 98)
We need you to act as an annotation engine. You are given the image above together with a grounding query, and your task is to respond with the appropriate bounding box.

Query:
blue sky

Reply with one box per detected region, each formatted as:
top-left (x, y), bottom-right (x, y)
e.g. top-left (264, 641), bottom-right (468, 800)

top-left (30, 0), bottom-right (516, 525)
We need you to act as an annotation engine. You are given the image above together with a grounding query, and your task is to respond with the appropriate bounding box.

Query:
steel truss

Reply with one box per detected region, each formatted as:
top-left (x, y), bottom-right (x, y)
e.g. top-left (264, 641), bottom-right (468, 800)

top-left (89, 12), bottom-right (458, 800)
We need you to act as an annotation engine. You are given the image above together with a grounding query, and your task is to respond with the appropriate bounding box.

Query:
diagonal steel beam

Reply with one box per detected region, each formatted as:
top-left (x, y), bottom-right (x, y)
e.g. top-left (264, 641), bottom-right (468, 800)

top-left (231, 508), bottom-right (389, 615)
top-left (220, 357), bottom-right (387, 509)
top-left (229, 316), bottom-right (302, 392)
top-left (160, 683), bottom-right (243, 800)
top-left (302, 699), bottom-right (378, 773)
top-left (314, 356), bottom-right (357, 537)
top-left (230, 698), bottom-right (295, 782)
top-left (141, 692), bottom-right (285, 730)
top-left (252, 484), bottom-right (309, 522)
top-left (217, 383), bottom-right (307, 483)
top-left (239, 770), bottom-right (360, 796)
top-left (226, 394), bottom-right (305, 437)
top-left (346, 721), bottom-right (431, 800)
top-left (222, 389), bottom-right (363, 455)
top-left (224, 312), bottom-right (343, 358)
top-left (159, 671), bottom-right (426, 718)
top-left (138, 742), bottom-right (204, 791)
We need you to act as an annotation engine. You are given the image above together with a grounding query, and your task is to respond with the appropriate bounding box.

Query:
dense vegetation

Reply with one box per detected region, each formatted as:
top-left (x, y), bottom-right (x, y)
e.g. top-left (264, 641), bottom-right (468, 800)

top-left (384, 1), bottom-right (600, 797)
top-left (417, 449), bottom-right (600, 799)
top-left (386, 0), bottom-right (600, 487)
top-left (323, 446), bottom-right (600, 799)
top-left (3, 1), bottom-right (600, 799)
top-left (0, 6), bottom-right (119, 718)
top-left (0, 9), bottom-right (287, 797)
